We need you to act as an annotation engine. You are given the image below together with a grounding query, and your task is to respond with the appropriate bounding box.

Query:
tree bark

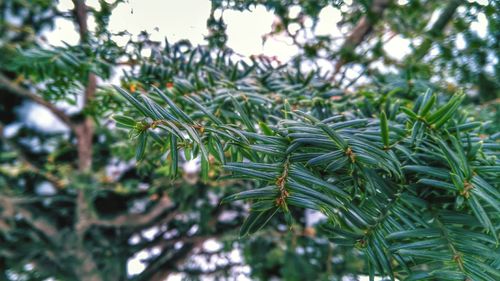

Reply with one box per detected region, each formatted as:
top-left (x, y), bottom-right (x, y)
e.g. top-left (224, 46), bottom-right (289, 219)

top-left (73, 0), bottom-right (90, 43)
top-left (75, 73), bottom-right (96, 172)
top-left (71, 2), bottom-right (101, 281)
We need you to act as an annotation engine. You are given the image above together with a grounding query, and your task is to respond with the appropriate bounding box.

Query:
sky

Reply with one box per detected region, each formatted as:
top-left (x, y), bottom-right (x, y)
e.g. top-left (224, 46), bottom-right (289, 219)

top-left (13, 0), bottom-right (490, 279)
top-left (51, 0), bottom-right (301, 59)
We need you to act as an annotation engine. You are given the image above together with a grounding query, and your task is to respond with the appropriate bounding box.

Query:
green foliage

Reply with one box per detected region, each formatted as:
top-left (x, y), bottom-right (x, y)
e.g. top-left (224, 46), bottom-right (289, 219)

top-left (117, 43), bottom-right (500, 280)
top-left (1, 0), bottom-right (499, 280)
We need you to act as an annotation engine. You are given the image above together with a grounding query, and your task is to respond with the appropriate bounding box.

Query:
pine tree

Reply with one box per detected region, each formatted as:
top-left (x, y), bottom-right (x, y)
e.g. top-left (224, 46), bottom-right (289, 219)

top-left (0, 1), bottom-right (498, 280)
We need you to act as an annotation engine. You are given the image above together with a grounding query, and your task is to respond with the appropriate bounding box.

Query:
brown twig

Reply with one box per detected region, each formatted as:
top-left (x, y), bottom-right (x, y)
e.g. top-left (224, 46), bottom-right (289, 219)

top-left (70, 2), bottom-right (103, 280)
top-left (90, 196), bottom-right (175, 228)
top-left (0, 195), bottom-right (59, 239)
top-left (0, 73), bottom-right (73, 127)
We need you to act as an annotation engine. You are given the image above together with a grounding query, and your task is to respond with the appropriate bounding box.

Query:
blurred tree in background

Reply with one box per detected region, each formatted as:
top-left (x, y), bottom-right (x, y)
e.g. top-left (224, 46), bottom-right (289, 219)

top-left (210, 0), bottom-right (499, 102)
top-left (0, 0), bottom-right (498, 281)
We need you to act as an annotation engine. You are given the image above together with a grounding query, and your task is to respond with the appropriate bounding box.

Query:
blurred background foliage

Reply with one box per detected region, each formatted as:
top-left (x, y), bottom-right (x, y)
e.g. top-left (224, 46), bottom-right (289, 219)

top-left (0, 0), bottom-right (498, 280)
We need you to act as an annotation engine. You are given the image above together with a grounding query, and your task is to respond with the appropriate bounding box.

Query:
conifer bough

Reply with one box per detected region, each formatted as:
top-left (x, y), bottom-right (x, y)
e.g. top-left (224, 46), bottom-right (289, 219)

top-left (115, 46), bottom-right (500, 281)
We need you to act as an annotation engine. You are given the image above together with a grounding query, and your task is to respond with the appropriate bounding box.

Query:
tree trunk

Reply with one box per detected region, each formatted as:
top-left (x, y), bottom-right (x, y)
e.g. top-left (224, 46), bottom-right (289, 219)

top-left (71, 2), bottom-right (100, 279)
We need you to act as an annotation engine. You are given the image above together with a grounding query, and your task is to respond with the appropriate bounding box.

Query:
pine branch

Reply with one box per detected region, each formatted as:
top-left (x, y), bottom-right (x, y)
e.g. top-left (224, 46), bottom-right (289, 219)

top-left (114, 43), bottom-right (500, 280)
top-left (0, 195), bottom-right (59, 239)
top-left (0, 124), bottom-right (66, 189)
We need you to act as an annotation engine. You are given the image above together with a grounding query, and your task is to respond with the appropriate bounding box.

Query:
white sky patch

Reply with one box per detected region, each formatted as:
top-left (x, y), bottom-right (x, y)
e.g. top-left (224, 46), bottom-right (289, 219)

top-left (315, 6), bottom-right (342, 36)
top-left (129, 234), bottom-right (141, 245)
top-left (383, 35), bottom-right (411, 60)
top-left (471, 12), bottom-right (488, 38)
top-left (484, 53), bottom-right (497, 74)
top-left (203, 239), bottom-right (223, 252)
top-left (167, 274), bottom-right (183, 281)
top-left (315, 59), bottom-right (335, 75)
top-left (305, 209), bottom-right (327, 227)
top-left (35, 181), bottom-right (57, 196)
top-left (288, 22), bottom-right (301, 35)
top-left (43, 17), bottom-right (80, 46)
top-left (55, 0), bottom-right (74, 12)
top-left (19, 103), bottom-right (68, 133)
top-left (108, 0), bottom-right (211, 45)
top-left (224, 5), bottom-right (275, 56)
top-left (261, 34), bottom-right (299, 62)
top-left (127, 250), bottom-right (148, 275)
top-left (424, 8), bottom-right (441, 31)
top-left (229, 248), bottom-right (243, 263)
top-left (183, 158), bottom-right (201, 173)
top-left (3, 123), bottom-right (22, 138)
top-left (141, 226), bottom-right (160, 240)
top-left (288, 5), bottom-right (302, 19)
